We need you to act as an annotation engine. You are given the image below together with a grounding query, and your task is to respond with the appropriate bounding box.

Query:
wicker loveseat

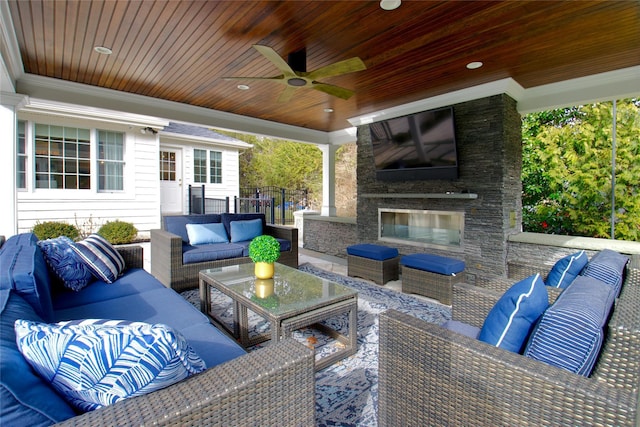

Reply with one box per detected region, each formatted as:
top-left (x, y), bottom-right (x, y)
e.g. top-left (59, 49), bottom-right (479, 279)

top-left (151, 213), bottom-right (298, 292)
top-left (379, 261), bottom-right (640, 426)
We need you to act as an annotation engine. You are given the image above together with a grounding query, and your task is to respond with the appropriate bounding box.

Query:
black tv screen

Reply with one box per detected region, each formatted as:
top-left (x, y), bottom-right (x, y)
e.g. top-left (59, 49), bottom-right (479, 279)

top-left (369, 106), bottom-right (458, 181)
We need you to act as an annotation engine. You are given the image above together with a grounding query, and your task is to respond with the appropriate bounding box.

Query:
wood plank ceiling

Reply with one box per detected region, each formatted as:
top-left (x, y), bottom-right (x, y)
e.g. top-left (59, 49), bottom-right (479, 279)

top-left (8, 1), bottom-right (640, 132)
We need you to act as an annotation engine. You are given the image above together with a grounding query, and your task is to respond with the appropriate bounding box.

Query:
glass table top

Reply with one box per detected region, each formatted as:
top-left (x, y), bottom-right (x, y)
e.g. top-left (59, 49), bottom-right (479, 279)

top-left (200, 263), bottom-right (357, 317)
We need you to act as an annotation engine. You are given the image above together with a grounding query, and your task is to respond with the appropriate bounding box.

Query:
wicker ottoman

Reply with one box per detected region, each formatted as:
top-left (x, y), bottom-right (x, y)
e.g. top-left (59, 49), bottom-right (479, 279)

top-left (400, 254), bottom-right (465, 305)
top-left (347, 244), bottom-right (400, 285)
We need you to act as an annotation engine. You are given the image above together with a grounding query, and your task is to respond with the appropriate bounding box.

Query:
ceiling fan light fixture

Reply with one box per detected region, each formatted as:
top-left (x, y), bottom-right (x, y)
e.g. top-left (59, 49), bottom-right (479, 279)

top-left (466, 61), bottom-right (483, 70)
top-left (94, 46), bottom-right (112, 55)
top-left (380, 0), bottom-right (401, 11)
top-left (287, 77), bottom-right (307, 87)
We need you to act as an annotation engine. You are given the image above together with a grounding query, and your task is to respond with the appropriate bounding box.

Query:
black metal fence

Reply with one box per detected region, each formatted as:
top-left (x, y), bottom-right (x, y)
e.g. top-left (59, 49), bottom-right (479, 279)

top-left (188, 185), bottom-right (307, 225)
top-left (238, 187), bottom-right (308, 225)
top-left (188, 185), bottom-right (230, 214)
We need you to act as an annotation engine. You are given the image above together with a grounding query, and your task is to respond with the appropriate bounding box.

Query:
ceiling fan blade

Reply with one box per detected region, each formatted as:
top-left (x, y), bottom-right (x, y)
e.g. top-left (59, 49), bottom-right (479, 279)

top-left (253, 45), bottom-right (297, 77)
top-left (311, 82), bottom-right (355, 100)
top-left (307, 57), bottom-right (366, 80)
top-left (221, 75), bottom-right (285, 81)
top-left (277, 86), bottom-right (297, 103)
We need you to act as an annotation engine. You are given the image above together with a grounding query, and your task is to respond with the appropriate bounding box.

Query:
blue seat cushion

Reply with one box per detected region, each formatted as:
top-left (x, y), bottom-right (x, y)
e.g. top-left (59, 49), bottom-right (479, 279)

top-left (400, 253), bottom-right (465, 275)
top-left (524, 275), bottom-right (616, 376)
top-left (478, 274), bottom-right (549, 353)
top-left (581, 249), bottom-right (629, 297)
top-left (53, 288), bottom-right (212, 331)
top-left (442, 319), bottom-right (481, 339)
top-left (1, 290), bottom-right (76, 425)
top-left (347, 244), bottom-right (399, 261)
top-left (15, 318), bottom-right (207, 412)
top-left (52, 268), bottom-right (162, 310)
top-left (178, 322), bottom-right (247, 368)
top-left (164, 214), bottom-right (222, 243)
top-left (182, 243), bottom-right (245, 264)
top-left (546, 250), bottom-right (588, 288)
top-left (0, 240), bottom-right (55, 322)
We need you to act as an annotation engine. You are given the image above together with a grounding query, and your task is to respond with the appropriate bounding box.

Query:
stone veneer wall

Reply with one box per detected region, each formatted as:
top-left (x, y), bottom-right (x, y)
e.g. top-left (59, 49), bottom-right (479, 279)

top-left (303, 216), bottom-right (357, 257)
top-left (357, 94), bottom-right (523, 280)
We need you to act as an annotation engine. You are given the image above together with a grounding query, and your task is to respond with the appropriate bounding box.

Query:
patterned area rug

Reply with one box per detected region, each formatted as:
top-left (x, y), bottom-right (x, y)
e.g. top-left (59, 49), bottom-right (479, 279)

top-left (181, 264), bottom-right (451, 426)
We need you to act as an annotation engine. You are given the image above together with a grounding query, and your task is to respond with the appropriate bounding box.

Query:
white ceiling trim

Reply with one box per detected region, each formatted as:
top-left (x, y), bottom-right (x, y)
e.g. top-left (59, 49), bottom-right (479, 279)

top-left (16, 74), bottom-right (332, 145)
top-left (160, 131), bottom-right (253, 149)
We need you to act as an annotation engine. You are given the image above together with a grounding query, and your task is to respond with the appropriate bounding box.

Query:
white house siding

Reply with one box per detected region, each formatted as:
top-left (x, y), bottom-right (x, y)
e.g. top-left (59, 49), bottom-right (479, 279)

top-left (162, 136), bottom-right (243, 214)
top-left (16, 110), bottom-right (162, 239)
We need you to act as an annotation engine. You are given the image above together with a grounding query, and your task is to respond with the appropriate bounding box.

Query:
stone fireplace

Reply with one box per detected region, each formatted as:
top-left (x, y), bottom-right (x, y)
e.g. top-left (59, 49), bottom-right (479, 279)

top-left (356, 94), bottom-right (523, 280)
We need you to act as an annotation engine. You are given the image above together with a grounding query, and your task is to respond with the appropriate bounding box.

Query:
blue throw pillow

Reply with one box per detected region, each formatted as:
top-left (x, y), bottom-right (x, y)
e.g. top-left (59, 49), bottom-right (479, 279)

top-left (581, 249), bottom-right (629, 297)
top-left (186, 222), bottom-right (229, 245)
top-left (38, 236), bottom-right (94, 291)
top-left (229, 219), bottom-right (263, 243)
top-left (15, 318), bottom-right (207, 412)
top-left (478, 274), bottom-right (549, 353)
top-left (524, 275), bottom-right (616, 376)
top-left (546, 250), bottom-right (588, 288)
top-left (70, 234), bottom-right (125, 283)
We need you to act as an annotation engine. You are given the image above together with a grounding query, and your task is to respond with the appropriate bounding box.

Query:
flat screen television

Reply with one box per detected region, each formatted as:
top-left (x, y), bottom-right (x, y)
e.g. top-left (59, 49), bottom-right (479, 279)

top-left (368, 106), bottom-right (458, 181)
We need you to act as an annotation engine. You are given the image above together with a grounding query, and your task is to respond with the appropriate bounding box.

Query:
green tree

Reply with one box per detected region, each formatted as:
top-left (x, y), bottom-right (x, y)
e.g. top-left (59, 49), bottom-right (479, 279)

top-left (522, 99), bottom-right (640, 240)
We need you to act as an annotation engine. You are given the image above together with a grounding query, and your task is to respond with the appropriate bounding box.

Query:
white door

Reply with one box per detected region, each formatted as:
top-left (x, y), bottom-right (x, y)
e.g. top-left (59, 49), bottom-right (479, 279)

top-left (159, 149), bottom-right (182, 214)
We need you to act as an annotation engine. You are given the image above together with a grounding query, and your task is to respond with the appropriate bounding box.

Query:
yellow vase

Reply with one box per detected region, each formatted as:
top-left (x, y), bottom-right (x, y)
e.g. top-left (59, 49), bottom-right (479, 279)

top-left (254, 262), bottom-right (274, 279)
top-left (255, 279), bottom-right (275, 298)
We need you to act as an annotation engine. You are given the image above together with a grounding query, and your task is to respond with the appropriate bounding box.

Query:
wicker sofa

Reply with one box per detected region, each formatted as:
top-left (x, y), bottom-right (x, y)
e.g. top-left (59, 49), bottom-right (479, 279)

top-left (151, 213), bottom-right (298, 292)
top-left (1, 233), bottom-right (315, 426)
top-left (379, 261), bottom-right (640, 426)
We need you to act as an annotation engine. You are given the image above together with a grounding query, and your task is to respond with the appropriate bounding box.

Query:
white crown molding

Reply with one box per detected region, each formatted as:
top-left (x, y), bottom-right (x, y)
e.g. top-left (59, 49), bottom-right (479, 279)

top-left (20, 98), bottom-right (169, 128)
top-left (328, 127), bottom-right (358, 145)
top-left (0, 91), bottom-right (28, 108)
top-left (517, 66), bottom-right (640, 114)
top-left (16, 74), bottom-right (331, 145)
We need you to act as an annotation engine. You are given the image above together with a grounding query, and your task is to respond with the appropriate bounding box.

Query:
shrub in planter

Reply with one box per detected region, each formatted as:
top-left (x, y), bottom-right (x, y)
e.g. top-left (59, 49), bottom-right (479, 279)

top-left (98, 220), bottom-right (138, 244)
top-left (32, 221), bottom-right (80, 241)
top-left (248, 235), bottom-right (281, 263)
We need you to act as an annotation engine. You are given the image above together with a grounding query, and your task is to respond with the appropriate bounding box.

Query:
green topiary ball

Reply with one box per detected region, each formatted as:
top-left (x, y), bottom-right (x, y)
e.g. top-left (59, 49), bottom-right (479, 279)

top-left (248, 235), bottom-right (281, 263)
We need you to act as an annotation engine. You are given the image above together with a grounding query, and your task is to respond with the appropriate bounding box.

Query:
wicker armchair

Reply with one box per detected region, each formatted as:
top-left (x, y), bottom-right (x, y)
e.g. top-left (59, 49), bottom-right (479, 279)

top-left (54, 245), bottom-right (315, 426)
top-left (379, 266), bottom-right (640, 426)
top-left (151, 224), bottom-right (298, 292)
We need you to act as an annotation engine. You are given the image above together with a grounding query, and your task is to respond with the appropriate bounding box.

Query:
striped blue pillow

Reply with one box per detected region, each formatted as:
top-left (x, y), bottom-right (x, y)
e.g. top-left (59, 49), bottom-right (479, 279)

top-left (524, 276), bottom-right (616, 376)
top-left (70, 234), bottom-right (125, 283)
top-left (478, 274), bottom-right (549, 353)
top-left (581, 249), bottom-right (629, 297)
top-left (14, 318), bottom-right (207, 412)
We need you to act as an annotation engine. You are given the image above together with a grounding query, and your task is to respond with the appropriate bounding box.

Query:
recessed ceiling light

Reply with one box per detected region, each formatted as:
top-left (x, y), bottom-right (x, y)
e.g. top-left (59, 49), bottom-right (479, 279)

top-left (94, 46), bottom-right (112, 55)
top-left (237, 84), bottom-right (250, 90)
top-left (380, 0), bottom-right (401, 10)
top-left (466, 61), bottom-right (483, 70)
top-left (324, 108), bottom-right (334, 113)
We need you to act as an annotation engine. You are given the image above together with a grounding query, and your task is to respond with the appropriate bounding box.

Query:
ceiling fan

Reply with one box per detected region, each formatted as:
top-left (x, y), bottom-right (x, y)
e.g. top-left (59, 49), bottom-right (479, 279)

top-left (223, 45), bottom-right (366, 102)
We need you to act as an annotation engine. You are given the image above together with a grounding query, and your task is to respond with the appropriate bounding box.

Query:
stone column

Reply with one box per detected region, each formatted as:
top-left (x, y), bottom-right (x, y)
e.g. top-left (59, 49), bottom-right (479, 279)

top-left (319, 144), bottom-right (338, 217)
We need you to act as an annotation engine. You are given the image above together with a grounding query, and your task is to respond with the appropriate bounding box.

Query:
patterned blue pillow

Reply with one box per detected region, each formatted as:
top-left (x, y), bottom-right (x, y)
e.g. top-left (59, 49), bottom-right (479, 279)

top-left (38, 237), bottom-right (94, 291)
top-left (14, 318), bottom-right (207, 412)
top-left (546, 250), bottom-right (588, 288)
top-left (478, 274), bottom-right (549, 353)
top-left (70, 234), bottom-right (125, 283)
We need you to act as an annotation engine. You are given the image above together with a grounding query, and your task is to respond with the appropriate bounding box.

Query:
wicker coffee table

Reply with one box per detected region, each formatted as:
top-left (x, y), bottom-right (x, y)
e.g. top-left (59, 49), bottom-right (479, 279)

top-left (199, 263), bottom-right (358, 370)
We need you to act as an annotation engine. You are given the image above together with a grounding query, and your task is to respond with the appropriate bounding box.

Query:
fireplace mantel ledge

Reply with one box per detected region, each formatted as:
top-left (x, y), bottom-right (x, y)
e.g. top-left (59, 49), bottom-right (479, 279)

top-left (360, 193), bottom-right (478, 199)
